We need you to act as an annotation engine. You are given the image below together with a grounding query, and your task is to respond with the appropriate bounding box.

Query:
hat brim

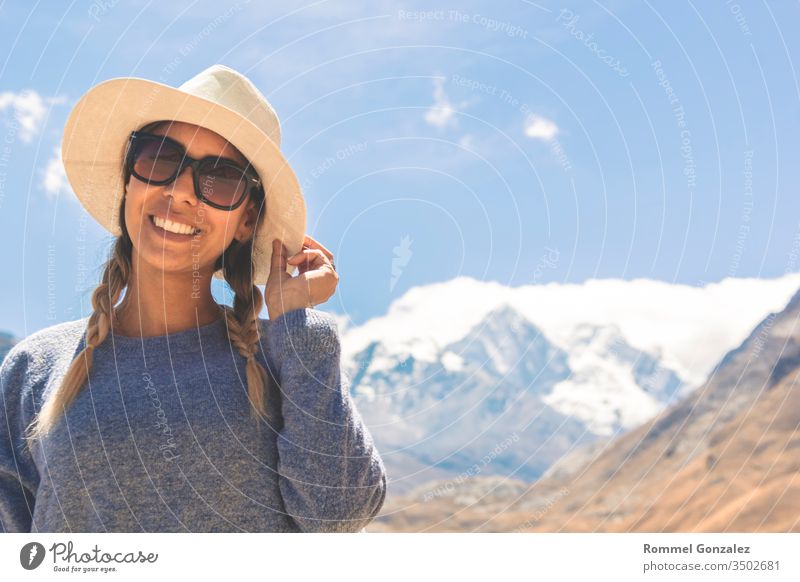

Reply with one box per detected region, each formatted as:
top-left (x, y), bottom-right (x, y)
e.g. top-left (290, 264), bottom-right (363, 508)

top-left (61, 76), bottom-right (306, 286)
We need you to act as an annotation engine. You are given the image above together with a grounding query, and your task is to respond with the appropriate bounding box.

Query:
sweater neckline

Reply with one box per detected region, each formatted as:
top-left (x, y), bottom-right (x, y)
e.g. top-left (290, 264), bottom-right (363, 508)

top-left (106, 316), bottom-right (229, 353)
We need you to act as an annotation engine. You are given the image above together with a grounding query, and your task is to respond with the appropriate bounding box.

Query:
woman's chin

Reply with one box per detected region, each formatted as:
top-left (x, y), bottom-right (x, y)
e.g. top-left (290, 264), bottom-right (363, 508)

top-left (136, 255), bottom-right (211, 279)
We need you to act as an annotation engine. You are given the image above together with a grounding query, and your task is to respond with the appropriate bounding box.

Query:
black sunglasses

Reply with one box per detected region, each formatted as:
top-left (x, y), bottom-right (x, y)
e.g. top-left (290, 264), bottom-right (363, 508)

top-left (125, 131), bottom-right (263, 211)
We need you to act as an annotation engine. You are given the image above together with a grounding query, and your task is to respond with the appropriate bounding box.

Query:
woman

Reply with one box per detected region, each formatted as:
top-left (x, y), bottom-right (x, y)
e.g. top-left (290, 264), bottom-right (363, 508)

top-left (0, 64), bottom-right (387, 533)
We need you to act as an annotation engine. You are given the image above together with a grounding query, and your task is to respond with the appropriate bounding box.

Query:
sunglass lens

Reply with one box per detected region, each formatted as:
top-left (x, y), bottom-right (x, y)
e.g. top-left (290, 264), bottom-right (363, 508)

top-left (199, 161), bottom-right (248, 207)
top-left (133, 139), bottom-right (183, 182)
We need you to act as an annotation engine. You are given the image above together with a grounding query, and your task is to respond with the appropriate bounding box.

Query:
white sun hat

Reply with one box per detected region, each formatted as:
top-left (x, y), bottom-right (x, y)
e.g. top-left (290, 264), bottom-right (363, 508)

top-left (60, 63), bottom-right (306, 285)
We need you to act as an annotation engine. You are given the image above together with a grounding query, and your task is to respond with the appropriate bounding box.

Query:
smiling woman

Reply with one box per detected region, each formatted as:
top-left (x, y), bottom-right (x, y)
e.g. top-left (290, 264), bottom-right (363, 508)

top-left (116, 118), bottom-right (267, 341)
top-left (0, 64), bottom-right (385, 533)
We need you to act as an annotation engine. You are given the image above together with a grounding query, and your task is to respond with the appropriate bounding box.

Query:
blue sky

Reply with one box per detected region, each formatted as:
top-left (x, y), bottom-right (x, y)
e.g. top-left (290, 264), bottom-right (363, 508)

top-left (1, 0), bottom-right (799, 339)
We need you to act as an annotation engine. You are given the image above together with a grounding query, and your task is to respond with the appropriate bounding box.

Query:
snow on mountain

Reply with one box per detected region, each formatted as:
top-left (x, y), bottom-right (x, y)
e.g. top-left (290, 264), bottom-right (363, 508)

top-left (348, 304), bottom-right (588, 491)
top-left (504, 276), bottom-right (800, 387)
top-left (338, 274), bottom-right (800, 491)
top-left (341, 274), bottom-right (800, 387)
top-left (541, 323), bottom-right (681, 435)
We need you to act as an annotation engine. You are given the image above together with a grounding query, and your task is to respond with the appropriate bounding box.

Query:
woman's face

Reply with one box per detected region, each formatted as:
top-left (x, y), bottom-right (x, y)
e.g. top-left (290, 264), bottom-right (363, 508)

top-left (123, 121), bottom-right (259, 279)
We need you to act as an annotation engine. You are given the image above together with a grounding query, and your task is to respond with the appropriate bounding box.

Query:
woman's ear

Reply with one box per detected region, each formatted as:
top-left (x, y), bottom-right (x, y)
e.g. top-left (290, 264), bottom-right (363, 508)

top-left (234, 199), bottom-right (259, 242)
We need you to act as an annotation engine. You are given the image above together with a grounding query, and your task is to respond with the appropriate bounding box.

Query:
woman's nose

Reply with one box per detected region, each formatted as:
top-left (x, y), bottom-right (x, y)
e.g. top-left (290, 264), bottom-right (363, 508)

top-left (165, 164), bottom-right (199, 205)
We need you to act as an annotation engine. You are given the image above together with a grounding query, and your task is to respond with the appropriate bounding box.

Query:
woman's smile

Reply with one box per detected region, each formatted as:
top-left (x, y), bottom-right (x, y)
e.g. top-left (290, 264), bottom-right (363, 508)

top-left (147, 213), bottom-right (202, 242)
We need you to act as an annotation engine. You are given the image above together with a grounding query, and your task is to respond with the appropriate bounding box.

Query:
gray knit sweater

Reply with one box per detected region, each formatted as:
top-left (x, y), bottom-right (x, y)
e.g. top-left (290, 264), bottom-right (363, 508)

top-left (0, 308), bottom-right (387, 532)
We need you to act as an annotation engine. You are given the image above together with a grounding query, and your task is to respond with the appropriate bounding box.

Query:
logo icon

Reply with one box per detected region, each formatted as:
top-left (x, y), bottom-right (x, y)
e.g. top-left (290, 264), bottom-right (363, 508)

top-left (20, 542), bottom-right (46, 570)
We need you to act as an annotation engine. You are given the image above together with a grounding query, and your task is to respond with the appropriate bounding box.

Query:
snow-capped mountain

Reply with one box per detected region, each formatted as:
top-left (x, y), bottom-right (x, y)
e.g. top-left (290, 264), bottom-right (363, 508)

top-left (340, 274), bottom-right (800, 494)
top-left (541, 322), bottom-right (684, 435)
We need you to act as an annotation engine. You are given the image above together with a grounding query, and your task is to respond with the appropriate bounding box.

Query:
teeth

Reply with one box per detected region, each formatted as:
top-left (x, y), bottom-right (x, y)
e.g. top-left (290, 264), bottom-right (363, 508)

top-left (152, 216), bottom-right (200, 235)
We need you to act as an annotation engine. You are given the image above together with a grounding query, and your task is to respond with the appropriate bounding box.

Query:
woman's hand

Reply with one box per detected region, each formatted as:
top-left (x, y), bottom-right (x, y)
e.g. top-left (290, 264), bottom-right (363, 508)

top-left (265, 235), bottom-right (339, 321)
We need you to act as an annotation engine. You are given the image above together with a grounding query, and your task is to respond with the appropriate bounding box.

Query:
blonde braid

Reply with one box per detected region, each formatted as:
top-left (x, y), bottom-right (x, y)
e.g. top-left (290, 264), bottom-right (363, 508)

top-left (220, 237), bottom-right (279, 426)
top-left (24, 236), bottom-right (131, 443)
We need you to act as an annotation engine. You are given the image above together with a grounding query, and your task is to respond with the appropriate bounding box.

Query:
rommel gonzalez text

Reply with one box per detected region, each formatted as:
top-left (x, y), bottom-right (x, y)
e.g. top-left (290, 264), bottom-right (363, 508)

top-left (644, 544), bottom-right (751, 554)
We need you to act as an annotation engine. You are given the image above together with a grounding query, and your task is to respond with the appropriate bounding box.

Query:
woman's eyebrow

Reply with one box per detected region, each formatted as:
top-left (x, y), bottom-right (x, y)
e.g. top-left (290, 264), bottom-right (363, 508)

top-left (204, 144), bottom-right (250, 168)
top-left (207, 151), bottom-right (248, 166)
top-left (192, 146), bottom-right (250, 168)
top-left (157, 133), bottom-right (252, 169)
top-left (222, 145), bottom-right (251, 168)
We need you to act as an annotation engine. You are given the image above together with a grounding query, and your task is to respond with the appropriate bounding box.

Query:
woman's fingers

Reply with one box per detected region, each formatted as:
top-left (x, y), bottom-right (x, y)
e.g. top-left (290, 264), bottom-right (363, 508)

top-left (288, 248), bottom-right (328, 274)
top-left (302, 234), bottom-right (334, 261)
top-left (273, 235), bottom-right (335, 277)
top-left (288, 248), bottom-right (325, 263)
top-left (271, 238), bottom-right (288, 275)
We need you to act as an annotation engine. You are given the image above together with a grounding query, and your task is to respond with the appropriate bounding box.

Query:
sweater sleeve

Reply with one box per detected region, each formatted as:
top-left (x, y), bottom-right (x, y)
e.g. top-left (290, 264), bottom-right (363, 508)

top-left (0, 346), bottom-right (40, 533)
top-left (265, 308), bottom-right (387, 533)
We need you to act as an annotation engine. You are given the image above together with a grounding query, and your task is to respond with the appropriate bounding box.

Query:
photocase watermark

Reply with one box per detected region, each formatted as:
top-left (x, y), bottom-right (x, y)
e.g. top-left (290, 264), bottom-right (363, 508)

top-left (726, 0), bottom-right (752, 37)
top-left (748, 313), bottom-right (774, 361)
top-left (390, 234), bottom-right (413, 293)
top-left (299, 140), bottom-right (369, 193)
top-left (451, 74), bottom-right (573, 172)
top-left (556, 8), bottom-right (629, 77)
top-left (137, 0), bottom-right (252, 117)
top-left (546, 135), bottom-right (572, 172)
top-left (745, 182), bottom-right (800, 364)
top-left (652, 59), bottom-right (696, 193)
top-left (74, 200), bottom-right (90, 293)
top-left (532, 246), bottom-right (559, 283)
top-left (0, 118), bottom-right (18, 210)
top-left (87, 0), bottom-right (122, 21)
top-left (47, 244), bottom-right (57, 320)
top-left (189, 201), bottom-right (208, 299)
top-left (422, 432), bottom-right (520, 502)
top-left (142, 371), bottom-right (180, 462)
top-left (785, 222), bottom-right (800, 273)
top-left (397, 9), bottom-right (529, 39)
top-left (728, 150), bottom-right (754, 277)
top-left (513, 486), bottom-right (570, 531)
top-left (451, 9), bottom-right (529, 39)
top-left (21, 539), bottom-right (159, 572)
top-left (179, 0), bottom-right (252, 58)
top-left (48, 540), bottom-right (158, 569)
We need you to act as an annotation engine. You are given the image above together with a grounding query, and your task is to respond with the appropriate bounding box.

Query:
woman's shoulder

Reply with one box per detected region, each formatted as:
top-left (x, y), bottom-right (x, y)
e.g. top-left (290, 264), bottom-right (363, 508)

top-left (1, 317), bottom-right (88, 379)
top-left (0, 318), bottom-right (87, 412)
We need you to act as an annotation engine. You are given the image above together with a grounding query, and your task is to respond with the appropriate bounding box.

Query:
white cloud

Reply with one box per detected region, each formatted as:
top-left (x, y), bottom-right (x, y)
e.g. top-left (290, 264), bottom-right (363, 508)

top-left (339, 274), bottom-right (800, 388)
top-left (424, 76), bottom-right (459, 129)
top-left (524, 114), bottom-right (559, 141)
top-left (425, 75), bottom-right (469, 129)
top-left (330, 311), bottom-right (352, 336)
top-left (0, 90), bottom-right (66, 143)
top-left (42, 145), bottom-right (70, 200)
top-left (458, 134), bottom-right (474, 149)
